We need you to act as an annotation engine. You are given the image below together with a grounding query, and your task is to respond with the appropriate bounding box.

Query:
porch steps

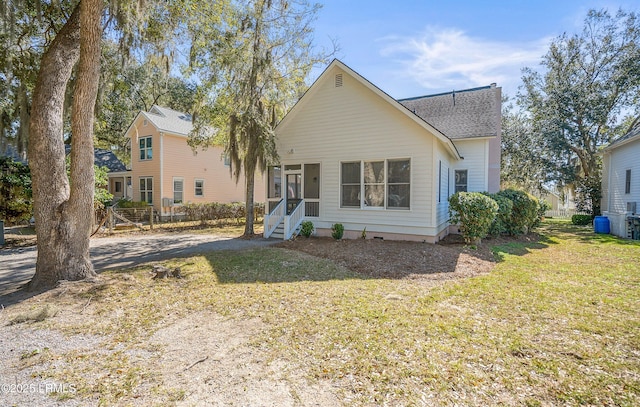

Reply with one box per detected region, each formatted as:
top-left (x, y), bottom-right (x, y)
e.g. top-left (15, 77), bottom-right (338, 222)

top-left (270, 223), bottom-right (285, 239)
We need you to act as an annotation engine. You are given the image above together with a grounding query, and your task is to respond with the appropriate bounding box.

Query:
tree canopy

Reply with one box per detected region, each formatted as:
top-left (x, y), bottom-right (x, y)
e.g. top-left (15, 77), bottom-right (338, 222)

top-left (517, 9), bottom-right (640, 214)
top-left (187, 0), bottom-right (332, 236)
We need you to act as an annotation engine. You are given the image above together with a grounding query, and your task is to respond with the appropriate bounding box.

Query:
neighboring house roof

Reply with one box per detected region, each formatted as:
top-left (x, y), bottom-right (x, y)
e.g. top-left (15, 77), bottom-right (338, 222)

top-left (278, 59), bottom-right (463, 159)
top-left (142, 105), bottom-right (194, 136)
top-left (604, 121), bottom-right (640, 151)
top-left (399, 85), bottom-right (501, 139)
top-left (64, 145), bottom-right (127, 173)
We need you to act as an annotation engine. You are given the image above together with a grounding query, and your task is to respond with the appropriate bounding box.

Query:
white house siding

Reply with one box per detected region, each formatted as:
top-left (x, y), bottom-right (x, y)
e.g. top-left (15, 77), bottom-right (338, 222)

top-left (277, 65), bottom-right (456, 241)
top-left (602, 135), bottom-right (640, 238)
top-left (434, 141), bottom-right (454, 234)
top-left (451, 138), bottom-right (490, 192)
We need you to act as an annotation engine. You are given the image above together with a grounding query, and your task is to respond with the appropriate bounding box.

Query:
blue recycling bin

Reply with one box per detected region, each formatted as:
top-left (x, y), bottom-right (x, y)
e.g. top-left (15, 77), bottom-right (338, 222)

top-left (594, 216), bottom-right (610, 234)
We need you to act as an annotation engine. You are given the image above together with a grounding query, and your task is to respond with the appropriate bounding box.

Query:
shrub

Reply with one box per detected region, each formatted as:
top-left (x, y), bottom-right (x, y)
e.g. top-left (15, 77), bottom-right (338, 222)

top-left (482, 192), bottom-right (513, 236)
top-left (0, 156), bottom-right (33, 225)
top-left (497, 189), bottom-right (539, 235)
top-left (300, 221), bottom-right (314, 237)
top-left (449, 192), bottom-right (498, 244)
top-left (117, 199), bottom-right (150, 208)
top-left (331, 223), bottom-right (344, 240)
top-left (572, 214), bottom-right (592, 226)
top-left (533, 200), bottom-right (551, 227)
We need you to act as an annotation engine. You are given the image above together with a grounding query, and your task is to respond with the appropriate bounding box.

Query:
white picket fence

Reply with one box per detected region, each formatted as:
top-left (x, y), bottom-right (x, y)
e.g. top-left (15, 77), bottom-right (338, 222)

top-left (545, 209), bottom-right (590, 219)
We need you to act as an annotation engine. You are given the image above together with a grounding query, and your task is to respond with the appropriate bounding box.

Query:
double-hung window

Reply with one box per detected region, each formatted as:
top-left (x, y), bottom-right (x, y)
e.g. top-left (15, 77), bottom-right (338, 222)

top-left (387, 159), bottom-right (410, 209)
top-left (625, 169), bottom-right (631, 194)
top-left (195, 179), bottom-right (204, 197)
top-left (139, 136), bottom-right (152, 160)
top-left (455, 169), bottom-right (468, 192)
top-left (341, 162), bottom-right (361, 208)
top-left (340, 159), bottom-right (410, 209)
top-left (173, 178), bottom-right (184, 204)
top-left (140, 177), bottom-right (153, 204)
top-left (363, 161), bottom-right (385, 207)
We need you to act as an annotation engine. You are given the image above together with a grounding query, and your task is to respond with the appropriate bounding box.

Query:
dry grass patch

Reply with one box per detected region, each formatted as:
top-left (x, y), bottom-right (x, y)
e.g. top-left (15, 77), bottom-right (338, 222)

top-left (0, 221), bottom-right (638, 406)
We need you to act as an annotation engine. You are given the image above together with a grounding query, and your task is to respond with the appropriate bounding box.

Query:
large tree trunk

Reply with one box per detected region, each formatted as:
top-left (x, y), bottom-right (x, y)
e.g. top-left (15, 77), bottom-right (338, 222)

top-left (27, 0), bottom-right (104, 290)
top-left (244, 167), bottom-right (255, 236)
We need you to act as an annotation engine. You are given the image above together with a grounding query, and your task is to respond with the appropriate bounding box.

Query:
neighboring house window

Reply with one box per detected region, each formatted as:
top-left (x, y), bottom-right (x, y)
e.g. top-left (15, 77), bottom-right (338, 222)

top-left (625, 169), bottom-right (631, 194)
top-left (455, 170), bottom-right (468, 192)
top-left (139, 136), bottom-right (152, 160)
top-left (173, 177), bottom-right (184, 204)
top-left (341, 162), bottom-right (361, 208)
top-left (140, 177), bottom-right (153, 204)
top-left (195, 179), bottom-right (204, 197)
top-left (340, 159), bottom-right (411, 209)
top-left (223, 153), bottom-right (231, 166)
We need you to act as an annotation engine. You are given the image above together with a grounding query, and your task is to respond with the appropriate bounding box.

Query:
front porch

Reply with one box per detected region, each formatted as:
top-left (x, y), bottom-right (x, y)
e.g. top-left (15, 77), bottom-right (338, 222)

top-left (264, 199), bottom-right (306, 239)
top-left (264, 163), bottom-right (320, 239)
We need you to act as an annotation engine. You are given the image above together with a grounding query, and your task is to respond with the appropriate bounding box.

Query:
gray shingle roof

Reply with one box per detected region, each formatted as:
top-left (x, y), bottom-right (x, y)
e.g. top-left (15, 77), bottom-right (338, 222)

top-left (64, 145), bottom-right (127, 173)
top-left (606, 121), bottom-right (640, 150)
top-left (398, 85), bottom-right (501, 139)
top-left (144, 105), bottom-right (193, 136)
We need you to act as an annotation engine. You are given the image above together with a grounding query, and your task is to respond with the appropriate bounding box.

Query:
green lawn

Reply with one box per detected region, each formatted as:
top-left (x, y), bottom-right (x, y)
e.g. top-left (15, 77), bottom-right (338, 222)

top-left (6, 220), bottom-right (640, 406)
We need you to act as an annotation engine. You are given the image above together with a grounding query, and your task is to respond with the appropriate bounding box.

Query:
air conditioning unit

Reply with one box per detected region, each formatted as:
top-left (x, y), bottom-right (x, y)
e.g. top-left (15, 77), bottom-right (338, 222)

top-left (627, 202), bottom-right (637, 214)
top-left (162, 198), bottom-right (174, 207)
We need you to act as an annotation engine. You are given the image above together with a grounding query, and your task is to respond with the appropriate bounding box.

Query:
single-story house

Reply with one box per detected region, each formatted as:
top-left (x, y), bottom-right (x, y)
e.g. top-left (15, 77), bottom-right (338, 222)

top-left (264, 59), bottom-right (501, 241)
top-left (602, 121), bottom-right (640, 239)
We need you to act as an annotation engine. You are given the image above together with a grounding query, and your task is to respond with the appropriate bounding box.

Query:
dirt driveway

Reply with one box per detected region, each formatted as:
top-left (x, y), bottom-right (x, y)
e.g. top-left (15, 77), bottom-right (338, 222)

top-left (0, 232), bottom-right (277, 299)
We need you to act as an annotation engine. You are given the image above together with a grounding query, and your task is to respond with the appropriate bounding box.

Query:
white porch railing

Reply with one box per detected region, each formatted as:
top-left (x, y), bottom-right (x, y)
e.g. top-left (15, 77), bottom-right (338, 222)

top-left (284, 199), bottom-right (305, 240)
top-left (264, 200), bottom-right (285, 238)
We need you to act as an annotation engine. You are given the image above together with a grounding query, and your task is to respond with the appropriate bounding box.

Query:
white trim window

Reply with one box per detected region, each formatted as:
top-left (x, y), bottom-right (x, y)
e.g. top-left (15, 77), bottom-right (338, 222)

top-left (139, 136), bottom-right (152, 160)
top-left (387, 159), bottom-right (410, 209)
top-left (173, 177), bottom-right (184, 204)
top-left (340, 159), bottom-right (410, 210)
top-left (341, 162), bottom-right (361, 208)
top-left (194, 179), bottom-right (204, 197)
top-left (140, 177), bottom-right (153, 204)
top-left (455, 169), bottom-right (468, 193)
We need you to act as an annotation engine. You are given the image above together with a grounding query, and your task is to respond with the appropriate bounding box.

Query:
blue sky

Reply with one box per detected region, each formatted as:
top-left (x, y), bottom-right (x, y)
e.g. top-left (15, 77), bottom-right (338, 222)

top-left (309, 0), bottom-right (639, 100)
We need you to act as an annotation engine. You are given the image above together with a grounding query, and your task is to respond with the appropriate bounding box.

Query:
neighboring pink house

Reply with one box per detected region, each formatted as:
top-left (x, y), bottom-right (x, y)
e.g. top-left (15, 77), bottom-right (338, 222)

top-left (109, 105), bottom-right (265, 220)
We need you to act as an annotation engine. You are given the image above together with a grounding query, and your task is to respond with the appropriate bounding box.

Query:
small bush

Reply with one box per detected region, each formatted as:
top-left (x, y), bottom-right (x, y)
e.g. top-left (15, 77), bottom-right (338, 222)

top-left (300, 221), bottom-right (314, 237)
top-left (449, 192), bottom-right (498, 244)
top-left (117, 199), bottom-right (150, 208)
top-left (497, 189), bottom-right (539, 235)
top-left (482, 192), bottom-right (513, 236)
top-left (572, 214), bottom-right (592, 226)
top-left (331, 223), bottom-right (344, 240)
top-left (534, 200), bottom-right (551, 227)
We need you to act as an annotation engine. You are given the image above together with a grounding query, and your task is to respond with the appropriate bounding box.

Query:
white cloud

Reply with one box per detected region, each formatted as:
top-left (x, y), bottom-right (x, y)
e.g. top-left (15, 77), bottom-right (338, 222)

top-left (379, 27), bottom-right (551, 96)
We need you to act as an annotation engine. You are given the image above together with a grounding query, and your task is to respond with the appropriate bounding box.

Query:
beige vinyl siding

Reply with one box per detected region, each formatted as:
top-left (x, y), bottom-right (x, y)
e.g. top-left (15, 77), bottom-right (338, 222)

top-left (161, 135), bottom-right (265, 206)
top-left (451, 138), bottom-right (490, 193)
top-left (129, 118), bottom-right (162, 210)
top-left (277, 65), bottom-right (447, 237)
top-left (127, 115), bottom-right (265, 215)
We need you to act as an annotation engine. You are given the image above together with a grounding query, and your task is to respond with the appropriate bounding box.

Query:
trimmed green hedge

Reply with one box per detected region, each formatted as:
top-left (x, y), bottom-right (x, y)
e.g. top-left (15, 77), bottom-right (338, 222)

top-left (571, 214), bottom-right (592, 226)
top-left (449, 192), bottom-right (498, 244)
top-left (496, 189), bottom-right (540, 235)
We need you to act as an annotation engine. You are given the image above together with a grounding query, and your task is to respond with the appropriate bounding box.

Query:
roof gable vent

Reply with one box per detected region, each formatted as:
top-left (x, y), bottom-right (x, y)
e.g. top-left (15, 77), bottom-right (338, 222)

top-left (335, 73), bottom-right (343, 87)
